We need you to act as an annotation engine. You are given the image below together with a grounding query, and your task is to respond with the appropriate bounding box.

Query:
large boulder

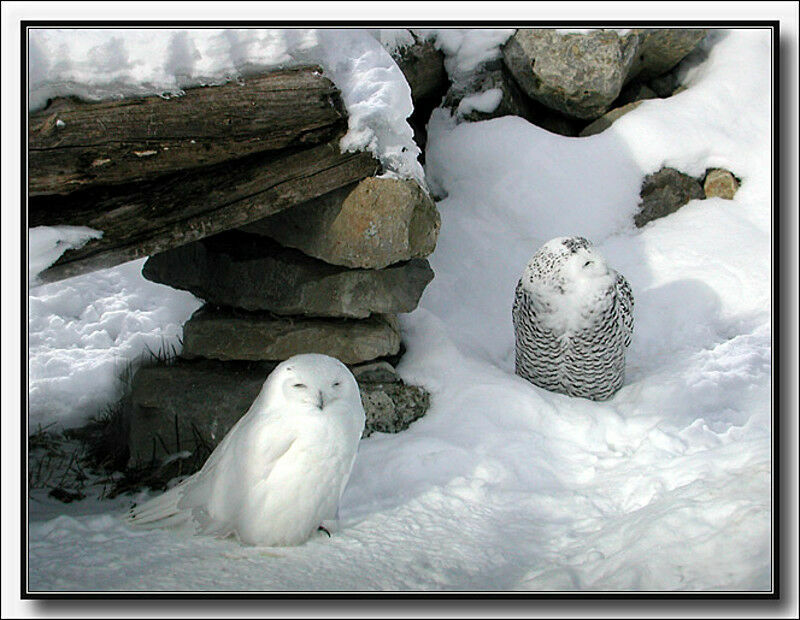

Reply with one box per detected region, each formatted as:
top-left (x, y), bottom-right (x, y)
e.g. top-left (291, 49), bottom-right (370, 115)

top-left (502, 29), bottom-right (707, 122)
top-left (635, 167), bottom-right (704, 227)
top-left (241, 177), bottom-right (440, 270)
top-left (625, 29), bottom-right (708, 82)
top-left (181, 306), bottom-right (401, 364)
top-left (502, 29), bottom-right (639, 120)
top-left (128, 358), bottom-right (431, 463)
top-left (142, 231), bottom-right (433, 319)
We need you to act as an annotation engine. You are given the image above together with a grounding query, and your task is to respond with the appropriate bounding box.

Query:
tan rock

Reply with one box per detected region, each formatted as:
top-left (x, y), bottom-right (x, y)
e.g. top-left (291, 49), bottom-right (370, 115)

top-left (703, 169), bottom-right (739, 200)
top-left (579, 100), bottom-right (645, 137)
top-left (242, 177), bottom-right (440, 269)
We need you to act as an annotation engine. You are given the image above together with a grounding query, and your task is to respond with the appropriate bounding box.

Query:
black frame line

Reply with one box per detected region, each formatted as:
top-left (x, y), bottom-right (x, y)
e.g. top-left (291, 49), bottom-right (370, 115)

top-left (20, 19), bottom-right (781, 601)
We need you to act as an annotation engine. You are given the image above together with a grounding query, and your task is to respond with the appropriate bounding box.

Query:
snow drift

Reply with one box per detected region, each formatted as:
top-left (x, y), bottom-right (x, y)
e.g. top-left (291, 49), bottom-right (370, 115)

top-left (27, 28), bottom-right (773, 592)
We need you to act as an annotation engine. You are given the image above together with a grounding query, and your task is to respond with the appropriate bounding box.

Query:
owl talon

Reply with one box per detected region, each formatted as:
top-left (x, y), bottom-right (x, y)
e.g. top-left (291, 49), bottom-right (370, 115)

top-left (317, 525), bottom-right (331, 537)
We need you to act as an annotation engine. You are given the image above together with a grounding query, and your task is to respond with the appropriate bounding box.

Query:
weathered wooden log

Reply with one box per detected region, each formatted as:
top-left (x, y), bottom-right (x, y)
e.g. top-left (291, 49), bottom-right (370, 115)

top-left (31, 136), bottom-right (379, 283)
top-left (28, 66), bottom-right (346, 196)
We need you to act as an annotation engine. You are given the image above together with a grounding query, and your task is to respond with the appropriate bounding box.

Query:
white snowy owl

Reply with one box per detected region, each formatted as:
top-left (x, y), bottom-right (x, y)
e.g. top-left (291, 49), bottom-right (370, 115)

top-left (127, 353), bottom-right (366, 546)
top-left (512, 236), bottom-right (634, 401)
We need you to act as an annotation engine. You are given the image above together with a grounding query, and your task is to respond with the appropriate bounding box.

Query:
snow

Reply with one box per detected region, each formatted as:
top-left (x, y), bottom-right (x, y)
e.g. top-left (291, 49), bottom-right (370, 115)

top-left (28, 259), bottom-right (202, 431)
top-left (25, 28), bottom-right (776, 593)
top-left (369, 28), bottom-right (416, 54)
top-left (416, 28), bottom-right (515, 88)
top-left (28, 225), bottom-right (103, 287)
top-left (28, 28), bottom-right (424, 184)
top-left (457, 88), bottom-right (503, 117)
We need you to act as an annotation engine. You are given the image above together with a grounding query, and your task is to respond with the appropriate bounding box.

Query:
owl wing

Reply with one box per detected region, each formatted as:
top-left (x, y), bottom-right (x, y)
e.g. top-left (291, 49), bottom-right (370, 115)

top-left (128, 405), bottom-right (297, 535)
top-left (615, 272), bottom-right (634, 347)
top-left (512, 280), bottom-right (525, 325)
top-left (178, 409), bottom-right (298, 534)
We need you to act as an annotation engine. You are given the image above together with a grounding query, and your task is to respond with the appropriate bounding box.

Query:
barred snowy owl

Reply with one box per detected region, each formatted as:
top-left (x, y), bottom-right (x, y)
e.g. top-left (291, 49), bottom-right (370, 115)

top-left (512, 236), bottom-right (634, 401)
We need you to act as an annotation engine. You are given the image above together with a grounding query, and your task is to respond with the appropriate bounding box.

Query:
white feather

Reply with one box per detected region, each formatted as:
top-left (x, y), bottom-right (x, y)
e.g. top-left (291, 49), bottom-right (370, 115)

top-left (127, 353), bottom-right (366, 546)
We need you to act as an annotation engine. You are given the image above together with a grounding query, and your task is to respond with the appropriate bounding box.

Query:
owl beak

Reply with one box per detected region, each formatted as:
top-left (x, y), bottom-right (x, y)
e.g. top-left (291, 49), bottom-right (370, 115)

top-left (316, 390), bottom-right (325, 410)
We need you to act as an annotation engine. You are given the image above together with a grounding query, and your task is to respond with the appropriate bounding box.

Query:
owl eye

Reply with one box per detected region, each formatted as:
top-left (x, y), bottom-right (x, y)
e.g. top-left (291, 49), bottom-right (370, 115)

top-left (583, 260), bottom-right (593, 267)
top-left (332, 381), bottom-right (341, 387)
top-left (292, 383), bottom-right (307, 389)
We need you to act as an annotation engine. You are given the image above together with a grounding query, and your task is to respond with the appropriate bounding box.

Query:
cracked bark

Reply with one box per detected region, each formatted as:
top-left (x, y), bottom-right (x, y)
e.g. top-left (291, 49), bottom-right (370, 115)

top-left (28, 66), bottom-right (380, 283)
top-left (28, 65), bottom-right (347, 196)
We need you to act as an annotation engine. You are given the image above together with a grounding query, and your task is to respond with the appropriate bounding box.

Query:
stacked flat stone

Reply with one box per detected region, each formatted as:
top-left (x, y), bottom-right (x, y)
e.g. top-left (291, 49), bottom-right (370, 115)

top-left (131, 176), bottom-right (439, 464)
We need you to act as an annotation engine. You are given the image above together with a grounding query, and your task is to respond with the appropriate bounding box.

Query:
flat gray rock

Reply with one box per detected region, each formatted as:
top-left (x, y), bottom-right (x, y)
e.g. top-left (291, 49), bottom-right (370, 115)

top-left (182, 306), bottom-right (401, 365)
top-left (142, 231), bottom-right (433, 319)
top-left (128, 359), bottom-right (274, 465)
top-left (351, 361), bottom-right (402, 384)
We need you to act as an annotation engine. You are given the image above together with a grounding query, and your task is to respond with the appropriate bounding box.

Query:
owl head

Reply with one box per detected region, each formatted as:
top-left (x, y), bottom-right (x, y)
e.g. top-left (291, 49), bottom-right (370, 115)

top-left (522, 236), bottom-right (612, 295)
top-left (262, 353), bottom-right (361, 413)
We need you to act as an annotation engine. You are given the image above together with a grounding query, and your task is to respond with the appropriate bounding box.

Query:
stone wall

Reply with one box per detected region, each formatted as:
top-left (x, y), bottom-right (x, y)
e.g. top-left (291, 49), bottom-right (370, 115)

top-left (130, 176), bottom-right (440, 464)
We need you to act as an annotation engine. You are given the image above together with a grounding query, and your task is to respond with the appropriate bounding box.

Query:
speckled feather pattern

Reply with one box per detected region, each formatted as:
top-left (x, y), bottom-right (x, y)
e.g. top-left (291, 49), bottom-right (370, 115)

top-left (513, 237), bottom-right (634, 401)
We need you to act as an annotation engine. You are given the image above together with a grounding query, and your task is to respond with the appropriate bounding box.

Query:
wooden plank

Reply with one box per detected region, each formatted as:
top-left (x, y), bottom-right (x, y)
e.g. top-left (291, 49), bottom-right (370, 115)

top-left (32, 137), bottom-right (380, 283)
top-left (28, 66), bottom-right (346, 196)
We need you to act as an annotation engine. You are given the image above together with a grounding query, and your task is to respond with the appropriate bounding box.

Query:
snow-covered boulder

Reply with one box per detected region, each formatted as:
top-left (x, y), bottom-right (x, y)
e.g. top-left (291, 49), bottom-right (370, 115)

top-left (389, 33), bottom-right (447, 104)
top-left (444, 65), bottom-right (532, 122)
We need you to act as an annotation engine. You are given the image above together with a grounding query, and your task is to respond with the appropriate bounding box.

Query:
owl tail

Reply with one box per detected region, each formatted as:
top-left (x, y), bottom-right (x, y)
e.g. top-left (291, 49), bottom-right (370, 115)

top-left (126, 483), bottom-right (188, 529)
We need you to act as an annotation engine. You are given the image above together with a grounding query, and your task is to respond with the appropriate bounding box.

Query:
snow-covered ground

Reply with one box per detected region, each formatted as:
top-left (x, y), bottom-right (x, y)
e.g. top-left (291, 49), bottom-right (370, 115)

top-left (23, 27), bottom-right (778, 593)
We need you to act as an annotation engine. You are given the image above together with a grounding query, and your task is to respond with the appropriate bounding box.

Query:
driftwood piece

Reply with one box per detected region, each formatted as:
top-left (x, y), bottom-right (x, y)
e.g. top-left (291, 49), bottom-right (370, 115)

top-left (31, 137), bottom-right (379, 283)
top-left (28, 66), bottom-right (345, 196)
